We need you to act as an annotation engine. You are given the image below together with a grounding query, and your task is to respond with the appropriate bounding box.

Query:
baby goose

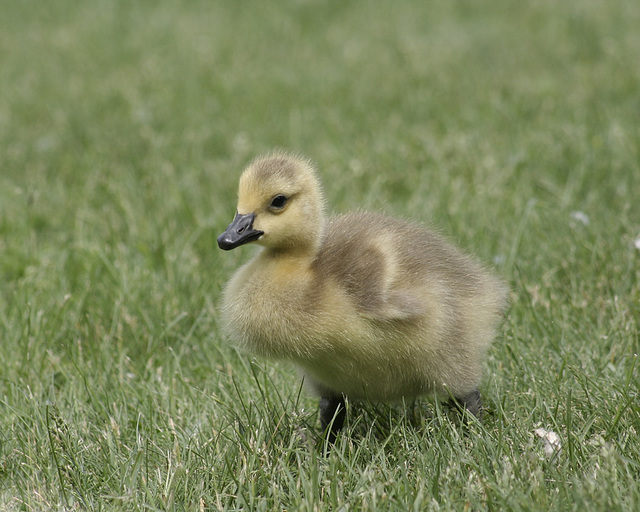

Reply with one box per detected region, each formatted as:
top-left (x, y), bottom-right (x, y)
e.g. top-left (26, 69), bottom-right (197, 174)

top-left (218, 152), bottom-right (507, 438)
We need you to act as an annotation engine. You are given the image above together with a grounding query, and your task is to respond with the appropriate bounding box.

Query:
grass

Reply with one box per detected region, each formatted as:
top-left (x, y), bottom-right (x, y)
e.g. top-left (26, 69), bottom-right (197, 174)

top-left (1, 0), bottom-right (639, 510)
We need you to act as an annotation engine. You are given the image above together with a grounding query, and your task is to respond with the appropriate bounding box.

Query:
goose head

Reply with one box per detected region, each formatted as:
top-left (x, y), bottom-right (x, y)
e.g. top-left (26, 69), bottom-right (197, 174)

top-left (218, 153), bottom-right (326, 254)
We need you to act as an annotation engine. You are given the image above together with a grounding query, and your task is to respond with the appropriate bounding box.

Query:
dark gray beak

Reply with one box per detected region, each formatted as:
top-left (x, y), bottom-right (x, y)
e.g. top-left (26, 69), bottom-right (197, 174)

top-left (217, 213), bottom-right (264, 250)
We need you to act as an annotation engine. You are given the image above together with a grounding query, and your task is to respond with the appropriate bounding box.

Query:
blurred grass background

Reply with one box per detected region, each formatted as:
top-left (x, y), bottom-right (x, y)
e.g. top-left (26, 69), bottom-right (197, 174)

top-left (1, 0), bottom-right (639, 510)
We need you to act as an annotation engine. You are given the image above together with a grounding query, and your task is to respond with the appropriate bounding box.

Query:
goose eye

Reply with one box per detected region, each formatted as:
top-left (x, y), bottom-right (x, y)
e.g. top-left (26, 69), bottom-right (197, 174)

top-left (269, 194), bottom-right (288, 210)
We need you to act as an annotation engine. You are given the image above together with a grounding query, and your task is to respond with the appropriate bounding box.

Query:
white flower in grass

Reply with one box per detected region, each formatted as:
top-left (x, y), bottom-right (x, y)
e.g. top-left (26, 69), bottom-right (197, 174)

top-left (634, 237), bottom-right (640, 251)
top-left (534, 428), bottom-right (562, 458)
top-left (570, 211), bottom-right (590, 226)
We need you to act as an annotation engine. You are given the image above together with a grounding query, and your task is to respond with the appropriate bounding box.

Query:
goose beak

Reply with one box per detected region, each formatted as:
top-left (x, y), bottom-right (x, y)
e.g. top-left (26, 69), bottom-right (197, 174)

top-left (217, 213), bottom-right (264, 250)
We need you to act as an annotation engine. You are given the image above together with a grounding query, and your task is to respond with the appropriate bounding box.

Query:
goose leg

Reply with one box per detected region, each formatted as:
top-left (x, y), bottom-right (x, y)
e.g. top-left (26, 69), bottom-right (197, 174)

top-left (451, 389), bottom-right (483, 419)
top-left (319, 394), bottom-right (346, 442)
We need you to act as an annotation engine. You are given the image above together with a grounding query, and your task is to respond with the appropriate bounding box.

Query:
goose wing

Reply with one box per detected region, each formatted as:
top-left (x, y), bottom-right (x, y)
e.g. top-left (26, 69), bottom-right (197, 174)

top-left (314, 213), bottom-right (429, 322)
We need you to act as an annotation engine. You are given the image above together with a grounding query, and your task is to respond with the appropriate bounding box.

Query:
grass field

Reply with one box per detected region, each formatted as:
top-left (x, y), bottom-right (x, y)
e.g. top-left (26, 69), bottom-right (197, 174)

top-left (1, 0), bottom-right (639, 510)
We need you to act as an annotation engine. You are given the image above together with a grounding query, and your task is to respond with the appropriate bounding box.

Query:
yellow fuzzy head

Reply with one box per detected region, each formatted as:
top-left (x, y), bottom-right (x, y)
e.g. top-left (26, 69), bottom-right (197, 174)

top-left (233, 152), bottom-right (326, 253)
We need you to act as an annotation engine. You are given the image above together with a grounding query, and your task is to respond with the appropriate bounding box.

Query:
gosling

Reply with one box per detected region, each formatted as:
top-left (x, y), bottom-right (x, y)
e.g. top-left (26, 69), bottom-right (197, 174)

top-left (217, 152), bottom-right (507, 439)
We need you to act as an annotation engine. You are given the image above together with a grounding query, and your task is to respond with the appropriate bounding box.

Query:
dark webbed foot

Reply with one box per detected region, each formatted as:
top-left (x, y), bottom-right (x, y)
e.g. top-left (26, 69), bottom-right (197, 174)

top-left (319, 395), bottom-right (346, 443)
top-left (450, 389), bottom-right (483, 419)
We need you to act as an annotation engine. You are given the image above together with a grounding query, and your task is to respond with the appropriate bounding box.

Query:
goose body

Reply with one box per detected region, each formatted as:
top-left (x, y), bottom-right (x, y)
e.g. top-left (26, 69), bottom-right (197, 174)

top-left (218, 153), bottom-right (507, 433)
